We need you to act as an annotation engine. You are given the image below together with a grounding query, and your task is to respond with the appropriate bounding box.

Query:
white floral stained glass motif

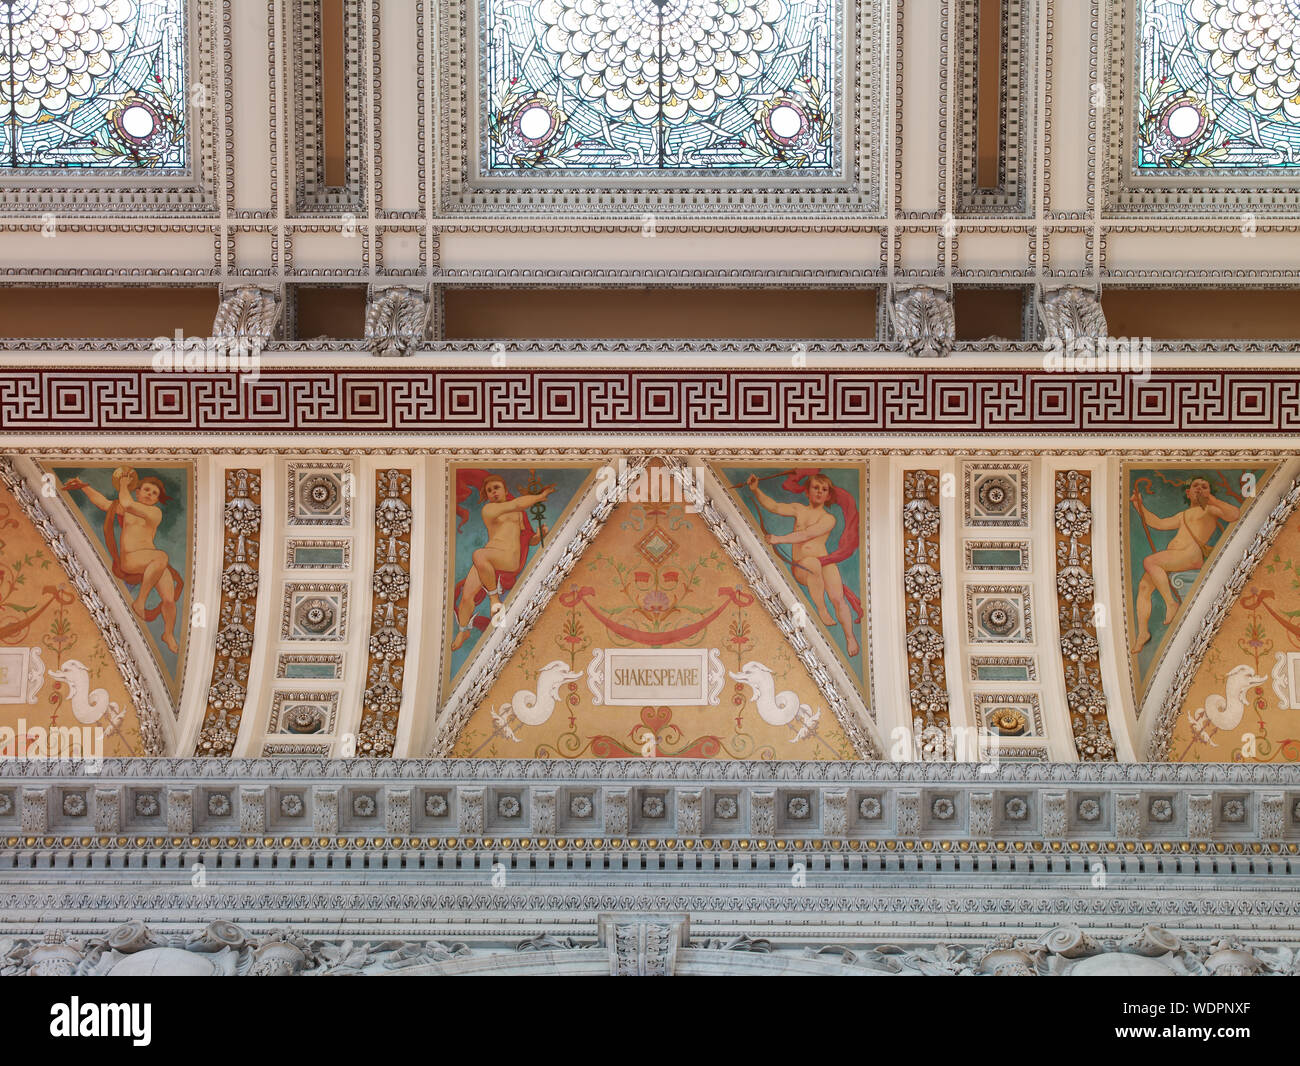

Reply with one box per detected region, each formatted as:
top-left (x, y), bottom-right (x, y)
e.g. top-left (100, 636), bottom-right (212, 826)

top-left (1138, 0), bottom-right (1300, 169)
top-left (482, 0), bottom-right (837, 172)
top-left (0, 0), bottom-right (187, 169)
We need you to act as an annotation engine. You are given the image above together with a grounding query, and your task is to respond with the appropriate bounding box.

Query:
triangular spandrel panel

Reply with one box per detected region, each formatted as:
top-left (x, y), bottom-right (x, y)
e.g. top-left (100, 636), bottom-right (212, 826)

top-left (714, 463), bottom-right (869, 692)
top-left (1121, 461), bottom-right (1277, 704)
top-left (451, 467), bottom-right (858, 759)
top-left (0, 481), bottom-right (145, 756)
top-left (1170, 504), bottom-right (1300, 763)
top-left (442, 462), bottom-right (603, 701)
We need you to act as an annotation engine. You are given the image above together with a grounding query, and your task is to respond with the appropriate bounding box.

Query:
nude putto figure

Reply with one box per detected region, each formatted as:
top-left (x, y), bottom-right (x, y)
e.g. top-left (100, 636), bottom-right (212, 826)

top-left (1130, 476), bottom-right (1239, 654)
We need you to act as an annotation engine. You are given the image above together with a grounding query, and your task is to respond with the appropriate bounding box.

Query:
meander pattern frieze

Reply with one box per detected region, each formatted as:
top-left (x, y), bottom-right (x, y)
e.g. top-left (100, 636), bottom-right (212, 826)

top-left (2, 366), bottom-right (1300, 434)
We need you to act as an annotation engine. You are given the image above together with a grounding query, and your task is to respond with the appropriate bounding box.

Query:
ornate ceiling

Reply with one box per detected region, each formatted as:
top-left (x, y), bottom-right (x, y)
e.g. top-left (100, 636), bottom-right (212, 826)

top-left (1, 0), bottom-right (1299, 987)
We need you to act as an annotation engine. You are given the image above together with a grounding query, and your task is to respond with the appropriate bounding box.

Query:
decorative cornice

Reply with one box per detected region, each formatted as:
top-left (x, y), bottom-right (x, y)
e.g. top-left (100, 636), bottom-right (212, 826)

top-left (1, 759), bottom-right (1295, 852)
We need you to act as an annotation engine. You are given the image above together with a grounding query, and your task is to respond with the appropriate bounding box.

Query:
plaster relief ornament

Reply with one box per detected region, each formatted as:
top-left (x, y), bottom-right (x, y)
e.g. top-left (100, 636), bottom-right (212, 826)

top-left (1186, 664), bottom-right (1267, 745)
top-left (1039, 286), bottom-right (1107, 342)
top-left (365, 286), bottom-right (431, 358)
top-left (0, 0), bottom-right (187, 169)
top-left (212, 286), bottom-right (283, 342)
top-left (48, 659), bottom-right (125, 733)
top-left (889, 286), bottom-right (955, 358)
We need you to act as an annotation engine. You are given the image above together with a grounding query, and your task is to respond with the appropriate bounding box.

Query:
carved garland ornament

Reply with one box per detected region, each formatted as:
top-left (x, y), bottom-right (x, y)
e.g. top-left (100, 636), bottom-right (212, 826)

top-left (1053, 470), bottom-right (1116, 762)
top-left (903, 469), bottom-right (950, 755)
top-left (195, 470), bottom-right (262, 757)
top-left (1, 919), bottom-right (1290, 977)
top-left (357, 469), bottom-right (413, 757)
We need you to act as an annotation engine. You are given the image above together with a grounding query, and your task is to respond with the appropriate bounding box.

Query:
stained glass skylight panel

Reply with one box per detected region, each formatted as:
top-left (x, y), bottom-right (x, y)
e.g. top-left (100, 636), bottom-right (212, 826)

top-left (481, 0), bottom-right (838, 173)
top-left (0, 0), bottom-right (188, 170)
top-left (1137, 0), bottom-right (1300, 170)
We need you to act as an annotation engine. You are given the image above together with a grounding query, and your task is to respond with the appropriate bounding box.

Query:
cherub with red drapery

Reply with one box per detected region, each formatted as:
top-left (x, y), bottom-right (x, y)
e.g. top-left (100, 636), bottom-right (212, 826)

top-left (450, 470), bottom-right (555, 651)
top-left (61, 467), bottom-right (183, 654)
top-left (743, 469), bottom-right (862, 658)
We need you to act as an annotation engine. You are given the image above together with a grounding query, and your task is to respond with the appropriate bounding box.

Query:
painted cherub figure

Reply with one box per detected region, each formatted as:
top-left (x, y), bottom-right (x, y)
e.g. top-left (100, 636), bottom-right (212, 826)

top-left (747, 472), bottom-right (860, 657)
top-left (450, 474), bottom-right (554, 651)
top-left (63, 468), bottom-right (181, 654)
top-left (1130, 476), bottom-right (1240, 654)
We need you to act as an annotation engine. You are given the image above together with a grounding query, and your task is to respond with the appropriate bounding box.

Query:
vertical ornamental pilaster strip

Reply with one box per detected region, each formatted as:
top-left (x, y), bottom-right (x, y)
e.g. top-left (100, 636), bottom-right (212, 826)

top-left (1053, 470), bottom-right (1116, 761)
top-left (357, 469), bottom-right (413, 757)
top-left (903, 470), bottom-right (951, 756)
top-left (195, 470), bottom-right (262, 756)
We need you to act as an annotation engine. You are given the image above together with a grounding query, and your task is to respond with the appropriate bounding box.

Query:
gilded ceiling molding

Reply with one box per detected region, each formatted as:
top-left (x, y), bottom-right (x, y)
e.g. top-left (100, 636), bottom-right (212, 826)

top-left (1146, 472), bottom-right (1300, 762)
top-left (356, 469), bottom-right (413, 758)
top-left (0, 458), bottom-right (165, 756)
top-left (194, 469), bottom-right (262, 757)
top-left (289, 0), bottom-right (367, 215)
top-left (955, 0), bottom-right (1034, 216)
top-left (902, 470), bottom-right (950, 756)
top-left (1052, 469), bottom-right (1116, 761)
top-left (1104, 0), bottom-right (1300, 214)
top-left (435, 0), bottom-right (882, 217)
top-left (0, 0), bottom-right (223, 215)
